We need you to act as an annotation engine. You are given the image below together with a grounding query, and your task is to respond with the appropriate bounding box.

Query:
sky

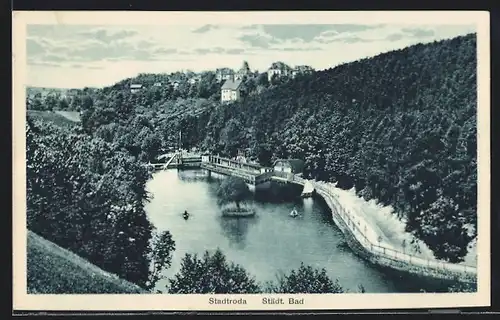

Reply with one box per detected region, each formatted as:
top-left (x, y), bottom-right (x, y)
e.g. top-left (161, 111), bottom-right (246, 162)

top-left (26, 23), bottom-right (476, 88)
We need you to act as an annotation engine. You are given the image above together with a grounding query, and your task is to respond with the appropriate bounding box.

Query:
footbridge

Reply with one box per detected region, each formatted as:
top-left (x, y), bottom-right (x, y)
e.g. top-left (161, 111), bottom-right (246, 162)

top-left (150, 152), bottom-right (311, 191)
top-left (201, 155), bottom-right (274, 186)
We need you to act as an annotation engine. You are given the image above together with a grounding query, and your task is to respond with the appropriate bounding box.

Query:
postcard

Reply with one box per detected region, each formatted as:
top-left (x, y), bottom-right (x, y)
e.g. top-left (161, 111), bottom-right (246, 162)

top-left (12, 10), bottom-right (490, 312)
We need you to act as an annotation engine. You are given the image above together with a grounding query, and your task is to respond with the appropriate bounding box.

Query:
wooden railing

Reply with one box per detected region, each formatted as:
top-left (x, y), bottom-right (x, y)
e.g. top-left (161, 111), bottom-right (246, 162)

top-left (311, 182), bottom-right (477, 278)
top-left (270, 173), bottom-right (477, 279)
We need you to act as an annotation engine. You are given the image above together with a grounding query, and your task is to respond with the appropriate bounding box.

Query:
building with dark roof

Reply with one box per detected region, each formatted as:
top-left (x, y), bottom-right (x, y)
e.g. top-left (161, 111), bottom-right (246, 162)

top-left (221, 79), bottom-right (243, 103)
top-left (273, 159), bottom-right (305, 175)
top-left (267, 61), bottom-right (293, 82)
top-left (291, 65), bottom-right (315, 78)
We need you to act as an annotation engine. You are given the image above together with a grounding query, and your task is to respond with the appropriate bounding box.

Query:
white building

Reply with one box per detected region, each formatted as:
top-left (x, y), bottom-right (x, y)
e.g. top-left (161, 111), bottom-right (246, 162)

top-left (216, 68), bottom-right (235, 82)
top-left (188, 76), bottom-right (201, 85)
top-left (291, 65), bottom-right (314, 78)
top-left (221, 79), bottom-right (242, 103)
top-left (267, 62), bottom-right (292, 82)
top-left (130, 84), bottom-right (143, 93)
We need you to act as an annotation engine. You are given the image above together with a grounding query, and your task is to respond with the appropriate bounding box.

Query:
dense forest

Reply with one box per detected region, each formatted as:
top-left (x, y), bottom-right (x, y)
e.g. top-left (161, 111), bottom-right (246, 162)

top-left (26, 32), bottom-right (477, 293)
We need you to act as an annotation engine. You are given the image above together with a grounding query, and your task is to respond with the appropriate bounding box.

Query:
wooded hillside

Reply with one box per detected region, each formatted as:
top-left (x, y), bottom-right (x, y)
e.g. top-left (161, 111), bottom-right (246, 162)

top-left (199, 34), bottom-right (477, 263)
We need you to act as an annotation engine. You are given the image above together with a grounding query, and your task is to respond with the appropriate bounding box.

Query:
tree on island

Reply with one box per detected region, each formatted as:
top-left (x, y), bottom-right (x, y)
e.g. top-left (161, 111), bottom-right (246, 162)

top-left (217, 176), bottom-right (252, 211)
top-left (167, 248), bottom-right (260, 294)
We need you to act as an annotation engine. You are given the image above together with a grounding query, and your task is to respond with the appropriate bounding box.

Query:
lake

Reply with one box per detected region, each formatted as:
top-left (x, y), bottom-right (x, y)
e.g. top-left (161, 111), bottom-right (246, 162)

top-left (144, 169), bottom-right (450, 293)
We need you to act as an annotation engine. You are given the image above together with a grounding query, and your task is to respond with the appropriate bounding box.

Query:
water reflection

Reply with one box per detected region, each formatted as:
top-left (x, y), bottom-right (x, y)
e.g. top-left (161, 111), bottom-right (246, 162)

top-left (177, 169), bottom-right (211, 182)
top-left (217, 215), bottom-right (258, 249)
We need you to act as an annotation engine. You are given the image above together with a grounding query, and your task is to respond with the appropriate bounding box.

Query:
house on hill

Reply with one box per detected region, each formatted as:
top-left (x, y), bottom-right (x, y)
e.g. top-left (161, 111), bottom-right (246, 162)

top-left (267, 62), bottom-right (293, 82)
top-left (221, 79), bottom-right (242, 103)
top-left (292, 65), bottom-right (314, 78)
top-left (130, 84), bottom-right (143, 93)
top-left (188, 75), bottom-right (201, 85)
top-left (168, 80), bottom-right (180, 89)
top-left (235, 61), bottom-right (252, 80)
top-left (216, 68), bottom-right (235, 82)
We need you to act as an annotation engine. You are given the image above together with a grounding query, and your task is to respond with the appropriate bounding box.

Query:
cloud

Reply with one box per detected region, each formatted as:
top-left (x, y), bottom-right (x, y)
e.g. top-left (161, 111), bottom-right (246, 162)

top-left (29, 61), bottom-right (61, 68)
top-left (385, 28), bottom-right (436, 42)
top-left (316, 33), bottom-right (374, 44)
top-left (192, 24), bottom-right (218, 33)
top-left (191, 47), bottom-right (249, 55)
top-left (194, 47), bottom-right (225, 54)
top-left (71, 64), bottom-right (104, 70)
top-left (154, 47), bottom-right (178, 55)
top-left (386, 33), bottom-right (404, 42)
top-left (278, 47), bottom-right (322, 52)
top-left (225, 48), bottom-right (246, 54)
top-left (402, 28), bottom-right (435, 38)
top-left (240, 25), bottom-right (259, 30)
top-left (77, 28), bottom-right (138, 43)
top-left (239, 34), bottom-right (274, 48)
top-left (26, 38), bottom-right (46, 56)
top-left (261, 24), bottom-right (375, 43)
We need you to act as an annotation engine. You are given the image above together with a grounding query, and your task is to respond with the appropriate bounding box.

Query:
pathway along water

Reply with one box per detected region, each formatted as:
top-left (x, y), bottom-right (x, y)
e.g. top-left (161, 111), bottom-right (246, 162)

top-left (145, 169), bottom-right (454, 293)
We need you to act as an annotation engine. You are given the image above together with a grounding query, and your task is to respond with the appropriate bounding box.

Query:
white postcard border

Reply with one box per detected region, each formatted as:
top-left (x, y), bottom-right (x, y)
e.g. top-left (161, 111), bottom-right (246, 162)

top-left (12, 10), bottom-right (491, 311)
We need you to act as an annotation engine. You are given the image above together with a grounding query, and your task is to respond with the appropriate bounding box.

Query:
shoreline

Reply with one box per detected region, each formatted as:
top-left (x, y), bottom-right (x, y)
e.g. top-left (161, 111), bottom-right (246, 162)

top-left (311, 183), bottom-right (477, 285)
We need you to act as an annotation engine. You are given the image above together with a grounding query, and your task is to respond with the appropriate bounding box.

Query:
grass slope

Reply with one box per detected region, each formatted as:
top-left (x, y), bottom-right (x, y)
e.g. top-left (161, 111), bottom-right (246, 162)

top-left (27, 230), bottom-right (147, 294)
top-left (54, 110), bottom-right (81, 122)
top-left (27, 110), bottom-right (79, 128)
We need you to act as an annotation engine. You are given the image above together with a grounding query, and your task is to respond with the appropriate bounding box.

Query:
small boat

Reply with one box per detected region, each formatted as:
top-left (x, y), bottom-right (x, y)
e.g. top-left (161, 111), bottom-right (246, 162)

top-left (183, 211), bottom-right (190, 220)
top-left (290, 208), bottom-right (299, 218)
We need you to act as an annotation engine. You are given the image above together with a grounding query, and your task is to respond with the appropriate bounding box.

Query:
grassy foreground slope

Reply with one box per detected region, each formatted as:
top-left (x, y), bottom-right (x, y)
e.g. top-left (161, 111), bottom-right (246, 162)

top-left (27, 231), bottom-right (147, 294)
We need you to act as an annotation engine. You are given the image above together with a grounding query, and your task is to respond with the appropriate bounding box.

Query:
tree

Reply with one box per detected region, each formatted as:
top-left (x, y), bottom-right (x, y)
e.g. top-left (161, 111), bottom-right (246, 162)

top-left (264, 263), bottom-right (344, 293)
top-left (167, 249), bottom-right (260, 293)
top-left (146, 230), bottom-right (176, 292)
top-left (216, 176), bottom-right (251, 210)
top-left (219, 119), bottom-right (245, 157)
top-left (256, 72), bottom-right (269, 87)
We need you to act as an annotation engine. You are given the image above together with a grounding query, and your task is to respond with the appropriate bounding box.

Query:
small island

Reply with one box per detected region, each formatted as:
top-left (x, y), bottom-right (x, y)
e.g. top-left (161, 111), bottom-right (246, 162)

top-left (217, 176), bottom-right (255, 217)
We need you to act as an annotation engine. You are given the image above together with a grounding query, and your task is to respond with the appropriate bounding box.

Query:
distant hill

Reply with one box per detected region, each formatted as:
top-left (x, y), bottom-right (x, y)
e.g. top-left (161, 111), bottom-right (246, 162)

top-left (27, 230), bottom-right (147, 294)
